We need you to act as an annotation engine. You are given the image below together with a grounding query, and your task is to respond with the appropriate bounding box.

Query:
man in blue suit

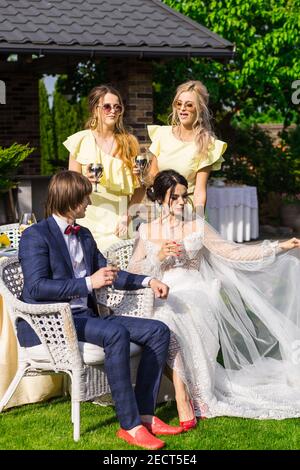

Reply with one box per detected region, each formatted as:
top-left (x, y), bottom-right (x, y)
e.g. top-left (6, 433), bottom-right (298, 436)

top-left (18, 170), bottom-right (183, 449)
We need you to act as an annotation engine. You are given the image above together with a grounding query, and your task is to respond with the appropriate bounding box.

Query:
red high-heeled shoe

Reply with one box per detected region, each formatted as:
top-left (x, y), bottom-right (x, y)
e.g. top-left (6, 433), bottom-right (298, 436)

top-left (179, 400), bottom-right (197, 431)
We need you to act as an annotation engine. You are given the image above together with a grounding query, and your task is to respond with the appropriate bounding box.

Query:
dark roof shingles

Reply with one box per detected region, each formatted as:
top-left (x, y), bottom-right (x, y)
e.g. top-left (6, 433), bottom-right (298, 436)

top-left (0, 0), bottom-right (233, 56)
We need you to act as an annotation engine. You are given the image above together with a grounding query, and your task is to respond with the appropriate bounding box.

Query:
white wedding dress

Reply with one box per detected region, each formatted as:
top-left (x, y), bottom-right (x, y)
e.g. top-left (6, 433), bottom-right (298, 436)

top-left (128, 218), bottom-right (300, 419)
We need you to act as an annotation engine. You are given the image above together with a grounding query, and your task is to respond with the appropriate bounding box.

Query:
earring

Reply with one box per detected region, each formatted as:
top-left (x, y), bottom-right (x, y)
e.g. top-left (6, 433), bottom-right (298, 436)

top-left (90, 117), bottom-right (98, 130)
top-left (155, 201), bottom-right (162, 219)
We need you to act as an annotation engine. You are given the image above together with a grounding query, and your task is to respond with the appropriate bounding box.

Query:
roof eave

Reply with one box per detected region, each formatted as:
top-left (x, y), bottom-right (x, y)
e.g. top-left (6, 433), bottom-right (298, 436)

top-left (0, 44), bottom-right (235, 59)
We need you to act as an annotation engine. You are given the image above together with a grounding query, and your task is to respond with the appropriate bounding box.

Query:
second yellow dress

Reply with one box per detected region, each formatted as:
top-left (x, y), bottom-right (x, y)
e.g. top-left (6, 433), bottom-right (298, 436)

top-left (148, 125), bottom-right (227, 196)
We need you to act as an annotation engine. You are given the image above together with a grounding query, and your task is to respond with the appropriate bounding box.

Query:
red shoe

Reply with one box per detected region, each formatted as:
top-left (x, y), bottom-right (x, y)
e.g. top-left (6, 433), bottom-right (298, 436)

top-left (180, 416), bottom-right (197, 431)
top-left (142, 416), bottom-right (184, 435)
top-left (117, 426), bottom-right (165, 450)
top-left (180, 400), bottom-right (197, 432)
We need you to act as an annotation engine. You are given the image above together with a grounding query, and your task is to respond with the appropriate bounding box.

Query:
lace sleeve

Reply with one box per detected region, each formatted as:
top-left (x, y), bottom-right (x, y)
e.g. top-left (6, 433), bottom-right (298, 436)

top-left (127, 224), bottom-right (172, 279)
top-left (202, 219), bottom-right (282, 270)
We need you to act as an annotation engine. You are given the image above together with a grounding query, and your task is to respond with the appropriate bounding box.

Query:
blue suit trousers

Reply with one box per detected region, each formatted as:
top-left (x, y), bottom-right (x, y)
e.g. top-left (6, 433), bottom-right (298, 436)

top-left (73, 309), bottom-right (170, 430)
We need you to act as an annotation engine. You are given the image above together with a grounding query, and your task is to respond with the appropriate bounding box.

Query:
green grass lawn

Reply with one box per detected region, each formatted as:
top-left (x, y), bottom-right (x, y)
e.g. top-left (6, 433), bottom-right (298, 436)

top-left (0, 398), bottom-right (299, 450)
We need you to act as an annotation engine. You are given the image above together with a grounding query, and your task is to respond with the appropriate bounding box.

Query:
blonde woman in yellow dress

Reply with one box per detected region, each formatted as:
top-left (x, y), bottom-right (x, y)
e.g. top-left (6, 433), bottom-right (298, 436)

top-left (146, 80), bottom-right (227, 213)
top-left (64, 85), bottom-right (144, 250)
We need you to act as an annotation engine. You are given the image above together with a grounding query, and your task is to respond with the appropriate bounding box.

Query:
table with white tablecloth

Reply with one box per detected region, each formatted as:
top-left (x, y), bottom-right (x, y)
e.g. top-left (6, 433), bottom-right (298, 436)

top-left (206, 185), bottom-right (259, 243)
top-left (0, 251), bottom-right (63, 410)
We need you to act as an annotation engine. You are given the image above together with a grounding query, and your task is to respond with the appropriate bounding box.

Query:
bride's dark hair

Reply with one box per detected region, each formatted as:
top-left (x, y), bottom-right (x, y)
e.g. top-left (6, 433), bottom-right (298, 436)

top-left (147, 170), bottom-right (188, 205)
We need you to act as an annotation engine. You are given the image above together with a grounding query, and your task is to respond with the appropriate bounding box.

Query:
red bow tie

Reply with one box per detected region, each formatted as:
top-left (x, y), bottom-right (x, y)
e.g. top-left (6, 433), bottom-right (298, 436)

top-left (64, 224), bottom-right (81, 235)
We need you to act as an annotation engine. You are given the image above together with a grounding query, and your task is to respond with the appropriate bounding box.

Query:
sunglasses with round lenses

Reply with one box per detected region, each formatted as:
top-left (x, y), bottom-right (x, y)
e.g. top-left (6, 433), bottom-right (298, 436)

top-left (98, 103), bottom-right (123, 114)
top-left (175, 100), bottom-right (196, 111)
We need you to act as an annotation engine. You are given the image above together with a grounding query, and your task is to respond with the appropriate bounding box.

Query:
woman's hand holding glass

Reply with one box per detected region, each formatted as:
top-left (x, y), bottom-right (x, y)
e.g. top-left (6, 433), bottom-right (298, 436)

top-left (133, 154), bottom-right (150, 185)
top-left (158, 240), bottom-right (182, 262)
top-left (86, 163), bottom-right (103, 192)
top-left (115, 214), bottom-right (130, 237)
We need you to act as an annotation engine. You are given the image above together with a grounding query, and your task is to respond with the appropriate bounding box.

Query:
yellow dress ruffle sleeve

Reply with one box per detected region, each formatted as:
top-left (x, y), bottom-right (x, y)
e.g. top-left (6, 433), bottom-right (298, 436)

top-left (63, 130), bottom-right (90, 158)
top-left (194, 139), bottom-right (227, 172)
top-left (147, 125), bottom-right (227, 195)
top-left (148, 125), bottom-right (162, 156)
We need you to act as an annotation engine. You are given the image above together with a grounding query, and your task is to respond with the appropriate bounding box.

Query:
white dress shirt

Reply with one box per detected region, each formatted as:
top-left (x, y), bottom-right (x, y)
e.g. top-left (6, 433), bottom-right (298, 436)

top-left (53, 214), bottom-right (92, 309)
top-left (52, 214), bottom-right (152, 310)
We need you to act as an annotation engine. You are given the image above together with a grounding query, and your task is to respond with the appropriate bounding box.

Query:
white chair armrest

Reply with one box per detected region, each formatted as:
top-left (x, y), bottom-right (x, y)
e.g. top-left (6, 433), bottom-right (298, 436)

top-left (95, 286), bottom-right (154, 318)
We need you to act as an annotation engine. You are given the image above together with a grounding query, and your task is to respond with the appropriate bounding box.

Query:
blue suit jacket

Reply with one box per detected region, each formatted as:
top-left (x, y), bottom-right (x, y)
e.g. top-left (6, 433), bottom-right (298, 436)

top-left (17, 216), bottom-right (146, 345)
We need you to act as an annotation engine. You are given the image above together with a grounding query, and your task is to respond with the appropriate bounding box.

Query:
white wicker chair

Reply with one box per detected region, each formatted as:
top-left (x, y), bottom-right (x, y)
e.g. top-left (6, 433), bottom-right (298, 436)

top-left (0, 242), bottom-right (154, 441)
top-left (97, 239), bottom-right (154, 318)
top-left (0, 223), bottom-right (20, 248)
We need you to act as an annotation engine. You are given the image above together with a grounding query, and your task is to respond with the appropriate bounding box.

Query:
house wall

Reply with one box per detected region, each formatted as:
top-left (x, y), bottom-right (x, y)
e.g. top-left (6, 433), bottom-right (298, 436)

top-left (0, 57), bottom-right (153, 178)
top-left (0, 72), bottom-right (40, 175)
top-left (106, 58), bottom-right (153, 147)
top-left (0, 58), bottom-right (154, 222)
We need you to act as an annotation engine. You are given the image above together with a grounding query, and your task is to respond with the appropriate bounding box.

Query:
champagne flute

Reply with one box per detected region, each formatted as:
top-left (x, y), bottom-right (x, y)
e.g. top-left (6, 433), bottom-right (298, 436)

top-left (135, 154), bottom-right (149, 185)
top-left (172, 239), bottom-right (184, 267)
top-left (106, 252), bottom-right (118, 292)
top-left (19, 212), bottom-right (37, 233)
top-left (169, 224), bottom-right (184, 267)
top-left (87, 163), bottom-right (103, 193)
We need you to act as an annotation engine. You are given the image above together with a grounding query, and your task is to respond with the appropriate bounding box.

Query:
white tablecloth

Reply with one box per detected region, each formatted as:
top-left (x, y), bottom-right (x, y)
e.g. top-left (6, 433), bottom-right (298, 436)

top-left (0, 252), bottom-right (63, 409)
top-left (206, 186), bottom-right (259, 242)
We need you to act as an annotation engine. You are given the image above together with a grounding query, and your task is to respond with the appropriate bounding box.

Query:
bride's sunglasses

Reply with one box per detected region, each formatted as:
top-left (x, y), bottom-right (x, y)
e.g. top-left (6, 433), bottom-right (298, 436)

top-left (97, 103), bottom-right (123, 114)
top-left (174, 100), bottom-right (196, 111)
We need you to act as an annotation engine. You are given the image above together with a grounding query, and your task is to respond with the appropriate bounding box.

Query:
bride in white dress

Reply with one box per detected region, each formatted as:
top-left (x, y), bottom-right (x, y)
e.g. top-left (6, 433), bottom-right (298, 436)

top-left (128, 169), bottom-right (300, 425)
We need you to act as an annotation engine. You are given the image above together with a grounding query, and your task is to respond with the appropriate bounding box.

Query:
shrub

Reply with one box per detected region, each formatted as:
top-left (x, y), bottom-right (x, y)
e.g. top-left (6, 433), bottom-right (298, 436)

top-left (0, 143), bottom-right (34, 191)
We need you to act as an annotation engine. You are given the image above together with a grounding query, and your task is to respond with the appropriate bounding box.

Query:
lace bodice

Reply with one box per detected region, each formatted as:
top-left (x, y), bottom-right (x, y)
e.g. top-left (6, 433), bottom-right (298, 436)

top-left (143, 233), bottom-right (203, 278)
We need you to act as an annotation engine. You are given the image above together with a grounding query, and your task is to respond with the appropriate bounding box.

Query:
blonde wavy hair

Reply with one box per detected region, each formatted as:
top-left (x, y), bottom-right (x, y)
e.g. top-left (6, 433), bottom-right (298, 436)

top-left (170, 80), bottom-right (215, 159)
top-left (85, 85), bottom-right (139, 171)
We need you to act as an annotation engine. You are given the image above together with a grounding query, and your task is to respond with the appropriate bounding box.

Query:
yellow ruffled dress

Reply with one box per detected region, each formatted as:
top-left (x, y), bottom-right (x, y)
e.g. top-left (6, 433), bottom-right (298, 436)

top-left (148, 125), bottom-right (227, 197)
top-left (63, 129), bottom-right (139, 250)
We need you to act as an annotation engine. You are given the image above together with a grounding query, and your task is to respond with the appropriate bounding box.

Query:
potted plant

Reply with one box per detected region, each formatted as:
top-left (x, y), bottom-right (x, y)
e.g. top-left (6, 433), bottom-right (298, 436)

top-left (0, 143), bottom-right (34, 191)
top-left (0, 143), bottom-right (34, 222)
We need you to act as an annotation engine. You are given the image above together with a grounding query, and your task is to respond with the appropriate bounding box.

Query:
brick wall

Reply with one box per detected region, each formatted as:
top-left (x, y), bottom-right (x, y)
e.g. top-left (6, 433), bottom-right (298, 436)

top-left (0, 58), bottom-right (153, 178)
top-left (0, 72), bottom-right (40, 175)
top-left (258, 123), bottom-right (296, 145)
top-left (106, 58), bottom-right (153, 146)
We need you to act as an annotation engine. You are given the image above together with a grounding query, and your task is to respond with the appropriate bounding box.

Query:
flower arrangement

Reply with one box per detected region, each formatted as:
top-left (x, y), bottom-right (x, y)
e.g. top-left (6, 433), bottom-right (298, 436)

top-left (0, 233), bottom-right (11, 248)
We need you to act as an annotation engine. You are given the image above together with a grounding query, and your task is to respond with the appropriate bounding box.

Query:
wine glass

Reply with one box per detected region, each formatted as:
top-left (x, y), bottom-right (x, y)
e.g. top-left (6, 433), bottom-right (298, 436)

top-left (169, 225), bottom-right (185, 268)
top-left (106, 252), bottom-right (118, 292)
top-left (135, 154), bottom-right (149, 185)
top-left (19, 212), bottom-right (37, 233)
top-left (87, 163), bottom-right (103, 192)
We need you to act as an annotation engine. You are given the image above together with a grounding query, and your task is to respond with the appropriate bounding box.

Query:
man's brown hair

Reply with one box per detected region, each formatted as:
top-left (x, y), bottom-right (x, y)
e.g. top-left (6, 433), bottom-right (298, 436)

top-left (45, 170), bottom-right (92, 217)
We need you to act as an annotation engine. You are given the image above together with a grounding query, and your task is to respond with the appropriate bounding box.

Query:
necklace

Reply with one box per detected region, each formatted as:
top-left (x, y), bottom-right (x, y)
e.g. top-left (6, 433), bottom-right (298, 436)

top-left (178, 126), bottom-right (194, 142)
top-left (94, 132), bottom-right (115, 155)
top-left (101, 136), bottom-right (115, 155)
top-left (160, 216), bottom-right (184, 239)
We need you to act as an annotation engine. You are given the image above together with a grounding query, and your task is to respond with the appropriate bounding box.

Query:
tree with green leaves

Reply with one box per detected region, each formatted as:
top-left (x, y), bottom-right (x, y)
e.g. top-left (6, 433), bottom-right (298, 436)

top-left (55, 60), bottom-right (107, 103)
top-left (39, 80), bottom-right (55, 175)
top-left (52, 88), bottom-right (86, 168)
top-left (158, 0), bottom-right (300, 133)
top-left (39, 77), bottom-right (89, 173)
top-left (153, 0), bottom-right (300, 200)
